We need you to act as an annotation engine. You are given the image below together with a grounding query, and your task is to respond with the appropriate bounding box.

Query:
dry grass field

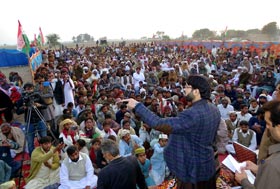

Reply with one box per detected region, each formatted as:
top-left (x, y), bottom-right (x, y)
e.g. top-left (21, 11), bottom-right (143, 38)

top-left (0, 65), bottom-right (33, 84)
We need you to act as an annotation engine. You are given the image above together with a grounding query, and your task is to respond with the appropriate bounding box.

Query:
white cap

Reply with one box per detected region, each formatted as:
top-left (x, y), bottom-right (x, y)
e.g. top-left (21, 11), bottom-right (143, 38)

top-left (228, 111), bottom-right (237, 115)
top-left (119, 130), bottom-right (130, 138)
top-left (159, 134), bottom-right (168, 140)
top-left (140, 88), bottom-right (146, 93)
top-left (259, 94), bottom-right (267, 98)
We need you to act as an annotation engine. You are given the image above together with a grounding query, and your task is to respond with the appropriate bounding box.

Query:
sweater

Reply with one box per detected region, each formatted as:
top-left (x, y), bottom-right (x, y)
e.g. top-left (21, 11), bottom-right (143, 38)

top-left (63, 152), bottom-right (87, 181)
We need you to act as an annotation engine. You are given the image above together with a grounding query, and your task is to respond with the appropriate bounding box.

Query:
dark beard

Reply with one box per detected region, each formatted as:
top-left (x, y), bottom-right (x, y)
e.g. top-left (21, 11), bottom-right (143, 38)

top-left (185, 92), bottom-right (195, 102)
top-left (71, 157), bottom-right (79, 162)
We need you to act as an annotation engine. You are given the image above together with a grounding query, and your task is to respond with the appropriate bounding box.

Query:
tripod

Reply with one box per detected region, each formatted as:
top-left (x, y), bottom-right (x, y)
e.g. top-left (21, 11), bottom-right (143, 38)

top-left (18, 103), bottom-right (58, 189)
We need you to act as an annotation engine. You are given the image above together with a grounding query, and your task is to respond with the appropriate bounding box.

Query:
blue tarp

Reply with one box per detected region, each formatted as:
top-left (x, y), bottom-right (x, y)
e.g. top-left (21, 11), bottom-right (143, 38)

top-left (0, 49), bottom-right (29, 67)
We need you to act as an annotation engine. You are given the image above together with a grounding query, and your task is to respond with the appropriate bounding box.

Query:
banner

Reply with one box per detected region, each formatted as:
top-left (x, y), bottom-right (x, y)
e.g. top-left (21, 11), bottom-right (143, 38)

top-left (158, 41), bottom-right (280, 54)
top-left (29, 51), bottom-right (43, 74)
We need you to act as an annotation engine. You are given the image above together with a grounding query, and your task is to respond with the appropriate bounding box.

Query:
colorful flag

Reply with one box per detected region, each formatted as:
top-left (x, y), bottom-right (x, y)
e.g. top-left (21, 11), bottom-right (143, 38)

top-left (17, 20), bottom-right (25, 50)
top-left (37, 34), bottom-right (42, 47)
top-left (22, 34), bottom-right (30, 55)
top-left (224, 26), bottom-right (228, 37)
top-left (39, 27), bottom-right (45, 45)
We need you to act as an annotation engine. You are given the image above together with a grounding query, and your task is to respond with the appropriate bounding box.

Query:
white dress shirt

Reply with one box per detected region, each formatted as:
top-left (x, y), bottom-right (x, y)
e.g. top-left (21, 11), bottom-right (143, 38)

top-left (232, 129), bottom-right (257, 151)
top-left (237, 112), bottom-right (252, 122)
top-left (59, 153), bottom-right (97, 189)
top-left (217, 104), bottom-right (234, 120)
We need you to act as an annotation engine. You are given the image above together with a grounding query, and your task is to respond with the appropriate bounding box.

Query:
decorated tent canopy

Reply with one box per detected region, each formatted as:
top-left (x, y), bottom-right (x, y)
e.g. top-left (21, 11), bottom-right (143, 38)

top-left (159, 41), bottom-right (280, 54)
top-left (0, 49), bottom-right (29, 67)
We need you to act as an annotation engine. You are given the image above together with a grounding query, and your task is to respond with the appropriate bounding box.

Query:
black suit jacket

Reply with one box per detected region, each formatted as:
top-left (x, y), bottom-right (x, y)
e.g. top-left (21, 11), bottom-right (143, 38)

top-left (53, 79), bottom-right (64, 105)
top-left (97, 156), bottom-right (147, 189)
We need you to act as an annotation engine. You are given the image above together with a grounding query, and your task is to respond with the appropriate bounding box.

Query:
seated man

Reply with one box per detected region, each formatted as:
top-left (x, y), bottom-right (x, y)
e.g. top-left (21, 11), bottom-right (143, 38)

top-left (235, 100), bottom-right (280, 189)
top-left (0, 180), bottom-right (16, 189)
top-left (120, 112), bottom-right (136, 129)
top-left (119, 130), bottom-right (143, 157)
top-left (117, 120), bottom-right (136, 140)
top-left (0, 122), bottom-right (25, 158)
top-left (25, 136), bottom-right (63, 189)
top-left (75, 139), bottom-right (89, 155)
top-left (226, 120), bottom-right (257, 154)
top-left (59, 145), bottom-right (97, 189)
top-left (0, 146), bottom-right (21, 179)
top-left (0, 159), bottom-right (11, 184)
top-left (225, 111), bottom-right (240, 141)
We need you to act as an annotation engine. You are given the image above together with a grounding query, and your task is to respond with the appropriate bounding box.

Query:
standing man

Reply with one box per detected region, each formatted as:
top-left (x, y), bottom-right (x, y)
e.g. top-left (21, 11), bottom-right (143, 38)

top-left (97, 139), bottom-right (147, 189)
top-left (61, 68), bottom-right (75, 109)
top-left (132, 67), bottom-right (145, 95)
top-left (123, 75), bottom-right (221, 189)
top-left (258, 83), bottom-right (280, 162)
top-left (17, 82), bottom-right (48, 155)
top-left (49, 70), bottom-right (64, 137)
top-left (59, 145), bottom-right (97, 189)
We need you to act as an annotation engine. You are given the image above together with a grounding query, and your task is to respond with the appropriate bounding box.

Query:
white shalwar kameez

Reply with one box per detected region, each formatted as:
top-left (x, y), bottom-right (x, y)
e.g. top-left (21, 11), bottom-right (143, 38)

top-left (63, 79), bottom-right (75, 109)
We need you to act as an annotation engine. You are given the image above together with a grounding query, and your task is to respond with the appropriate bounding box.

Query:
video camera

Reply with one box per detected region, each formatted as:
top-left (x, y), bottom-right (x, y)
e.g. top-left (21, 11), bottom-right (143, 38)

top-left (22, 91), bottom-right (41, 107)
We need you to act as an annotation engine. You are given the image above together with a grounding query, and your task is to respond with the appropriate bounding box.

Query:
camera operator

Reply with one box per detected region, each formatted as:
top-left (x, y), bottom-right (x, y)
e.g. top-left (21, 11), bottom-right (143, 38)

top-left (16, 82), bottom-right (48, 155)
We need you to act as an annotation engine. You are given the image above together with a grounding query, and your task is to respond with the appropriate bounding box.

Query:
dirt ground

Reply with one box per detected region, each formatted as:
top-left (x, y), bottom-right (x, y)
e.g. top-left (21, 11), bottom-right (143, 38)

top-left (0, 65), bottom-right (33, 83)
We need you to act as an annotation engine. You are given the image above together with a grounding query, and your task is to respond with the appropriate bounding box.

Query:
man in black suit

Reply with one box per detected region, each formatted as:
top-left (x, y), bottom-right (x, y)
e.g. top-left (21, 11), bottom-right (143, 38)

top-left (97, 139), bottom-right (147, 189)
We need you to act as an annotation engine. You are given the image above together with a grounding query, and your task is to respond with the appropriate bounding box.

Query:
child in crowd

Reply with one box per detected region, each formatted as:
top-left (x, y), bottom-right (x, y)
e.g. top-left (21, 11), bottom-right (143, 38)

top-left (9, 87), bottom-right (21, 105)
top-left (101, 120), bottom-right (117, 139)
top-left (89, 138), bottom-right (106, 174)
top-left (75, 138), bottom-right (89, 155)
top-left (150, 134), bottom-right (168, 185)
top-left (135, 147), bottom-right (156, 187)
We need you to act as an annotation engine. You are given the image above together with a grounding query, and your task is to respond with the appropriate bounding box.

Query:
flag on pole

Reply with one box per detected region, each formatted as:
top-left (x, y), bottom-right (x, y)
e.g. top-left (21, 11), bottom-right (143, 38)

top-left (39, 27), bottom-right (45, 45)
top-left (22, 34), bottom-right (30, 55)
top-left (17, 20), bottom-right (25, 50)
top-left (224, 26), bottom-right (228, 37)
top-left (37, 34), bottom-right (42, 47)
top-left (33, 34), bottom-right (37, 46)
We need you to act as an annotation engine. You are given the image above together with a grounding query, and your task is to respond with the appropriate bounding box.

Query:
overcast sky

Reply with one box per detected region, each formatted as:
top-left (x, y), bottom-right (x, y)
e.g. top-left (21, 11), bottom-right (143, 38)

top-left (0, 0), bottom-right (279, 45)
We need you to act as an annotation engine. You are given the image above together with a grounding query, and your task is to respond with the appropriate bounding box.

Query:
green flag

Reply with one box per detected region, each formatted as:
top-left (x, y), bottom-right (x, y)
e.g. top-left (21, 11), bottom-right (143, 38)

top-left (37, 34), bottom-right (42, 47)
top-left (22, 34), bottom-right (30, 55)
